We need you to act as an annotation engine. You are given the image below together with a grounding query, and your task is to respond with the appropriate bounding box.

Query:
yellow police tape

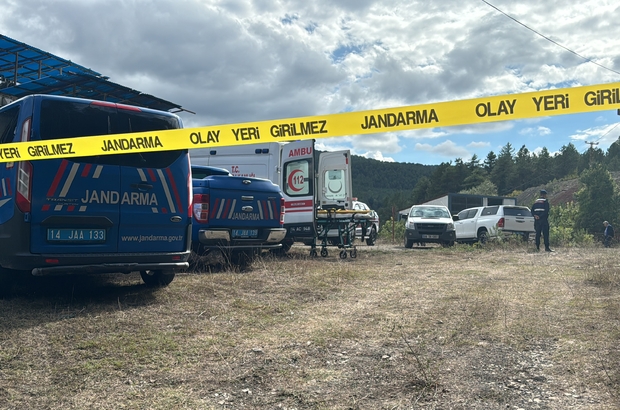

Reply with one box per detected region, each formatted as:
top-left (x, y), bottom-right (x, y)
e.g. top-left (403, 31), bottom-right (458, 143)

top-left (1, 81), bottom-right (620, 163)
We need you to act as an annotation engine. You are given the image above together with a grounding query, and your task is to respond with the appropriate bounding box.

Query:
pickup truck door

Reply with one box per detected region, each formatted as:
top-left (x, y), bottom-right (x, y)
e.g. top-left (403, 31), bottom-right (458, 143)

top-left (455, 208), bottom-right (479, 239)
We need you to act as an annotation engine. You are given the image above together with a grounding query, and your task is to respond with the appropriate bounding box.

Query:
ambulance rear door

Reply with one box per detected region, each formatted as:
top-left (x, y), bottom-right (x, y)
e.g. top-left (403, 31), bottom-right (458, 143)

top-left (317, 150), bottom-right (353, 210)
top-left (281, 140), bottom-right (315, 239)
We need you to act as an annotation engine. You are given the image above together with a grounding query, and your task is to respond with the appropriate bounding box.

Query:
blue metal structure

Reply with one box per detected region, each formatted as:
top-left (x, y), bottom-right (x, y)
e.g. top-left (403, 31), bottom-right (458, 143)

top-left (0, 34), bottom-right (186, 112)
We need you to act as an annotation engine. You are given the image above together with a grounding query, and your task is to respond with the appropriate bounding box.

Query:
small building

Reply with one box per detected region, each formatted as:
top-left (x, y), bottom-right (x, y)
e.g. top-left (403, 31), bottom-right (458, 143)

top-left (399, 193), bottom-right (517, 220)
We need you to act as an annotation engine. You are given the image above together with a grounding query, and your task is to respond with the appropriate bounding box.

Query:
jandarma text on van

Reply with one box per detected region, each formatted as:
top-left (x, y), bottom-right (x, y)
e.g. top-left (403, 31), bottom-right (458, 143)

top-left (101, 136), bottom-right (163, 152)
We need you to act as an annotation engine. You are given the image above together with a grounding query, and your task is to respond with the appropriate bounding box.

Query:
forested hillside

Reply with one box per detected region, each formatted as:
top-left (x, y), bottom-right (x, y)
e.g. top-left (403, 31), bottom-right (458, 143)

top-left (350, 155), bottom-right (436, 211)
top-left (349, 138), bottom-right (620, 231)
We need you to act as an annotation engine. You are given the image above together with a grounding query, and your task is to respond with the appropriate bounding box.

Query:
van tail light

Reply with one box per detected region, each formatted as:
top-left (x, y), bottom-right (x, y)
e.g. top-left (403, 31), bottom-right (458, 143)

top-left (16, 117), bottom-right (32, 213)
top-left (16, 160), bottom-right (32, 213)
top-left (280, 198), bottom-right (285, 225)
top-left (193, 194), bottom-right (209, 223)
top-left (187, 164), bottom-right (192, 217)
top-left (497, 217), bottom-right (505, 228)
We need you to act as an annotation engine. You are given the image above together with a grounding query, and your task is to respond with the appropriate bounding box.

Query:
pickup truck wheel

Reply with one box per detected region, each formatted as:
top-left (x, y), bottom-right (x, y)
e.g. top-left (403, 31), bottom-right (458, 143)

top-left (441, 241), bottom-right (455, 248)
top-left (404, 236), bottom-right (414, 249)
top-left (140, 270), bottom-right (175, 287)
top-left (270, 239), bottom-right (293, 256)
top-left (477, 230), bottom-right (488, 244)
top-left (366, 227), bottom-right (377, 246)
top-left (230, 251), bottom-right (256, 268)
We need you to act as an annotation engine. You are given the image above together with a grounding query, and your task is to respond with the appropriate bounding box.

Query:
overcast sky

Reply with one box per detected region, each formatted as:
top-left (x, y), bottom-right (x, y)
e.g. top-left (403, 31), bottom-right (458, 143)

top-left (2, 0), bottom-right (620, 164)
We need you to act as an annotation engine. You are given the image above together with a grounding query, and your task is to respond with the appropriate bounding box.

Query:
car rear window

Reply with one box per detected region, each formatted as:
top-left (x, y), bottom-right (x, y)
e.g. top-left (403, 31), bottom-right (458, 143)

top-left (481, 206), bottom-right (499, 216)
top-left (503, 207), bottom-right (532, 217)
top-left (191, 167), bottom-right (230, 179)
top-left (39, 99), bottom-right (183, 168)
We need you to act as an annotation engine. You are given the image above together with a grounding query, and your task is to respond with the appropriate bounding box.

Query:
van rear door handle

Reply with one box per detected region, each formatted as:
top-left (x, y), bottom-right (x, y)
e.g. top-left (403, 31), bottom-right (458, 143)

top-left (131, 183), bottom-right (153, 191)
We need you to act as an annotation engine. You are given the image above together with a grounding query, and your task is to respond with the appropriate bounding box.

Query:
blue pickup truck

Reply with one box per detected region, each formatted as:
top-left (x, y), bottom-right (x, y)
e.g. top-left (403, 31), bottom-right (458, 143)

top-left (190, 165), bottom-right (286, 268)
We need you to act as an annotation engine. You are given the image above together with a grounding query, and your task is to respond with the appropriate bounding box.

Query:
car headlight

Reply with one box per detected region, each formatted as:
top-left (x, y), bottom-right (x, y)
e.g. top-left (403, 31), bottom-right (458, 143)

top-left (406, 220), bottom-right (416, 229)
top-left (447, 222), bottom-right (455, 231)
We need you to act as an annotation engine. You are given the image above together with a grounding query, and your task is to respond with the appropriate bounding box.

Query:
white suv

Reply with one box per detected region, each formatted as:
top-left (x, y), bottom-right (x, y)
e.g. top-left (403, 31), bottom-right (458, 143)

top-left (404, 205), bottom-right (456, 248)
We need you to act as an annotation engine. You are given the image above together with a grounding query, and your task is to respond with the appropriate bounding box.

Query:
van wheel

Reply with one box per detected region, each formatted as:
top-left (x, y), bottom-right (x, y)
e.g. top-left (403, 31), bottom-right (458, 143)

top-left (140, 270), bottom-right (175, 287)
top-left (0, 267), bottom-right (17, 299)
top-left (404, 237), bottom-right (414, 249)
top-left (366, 227), bottom-right (377, 246)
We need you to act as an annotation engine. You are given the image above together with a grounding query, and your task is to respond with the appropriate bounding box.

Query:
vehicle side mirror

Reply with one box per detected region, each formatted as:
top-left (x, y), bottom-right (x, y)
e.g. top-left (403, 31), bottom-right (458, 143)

top-left (452, 215), bottom-right (459, 221)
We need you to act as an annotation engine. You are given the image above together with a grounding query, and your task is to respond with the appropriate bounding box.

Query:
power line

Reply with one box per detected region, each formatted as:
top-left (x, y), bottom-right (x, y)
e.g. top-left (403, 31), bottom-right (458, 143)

top-left (481, 0), bottom-right (620, 77)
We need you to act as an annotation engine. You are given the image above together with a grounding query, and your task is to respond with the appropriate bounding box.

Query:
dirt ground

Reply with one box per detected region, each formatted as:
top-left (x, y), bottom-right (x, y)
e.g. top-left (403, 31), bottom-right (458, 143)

top-left (1, 240), bottom-right (620, 409)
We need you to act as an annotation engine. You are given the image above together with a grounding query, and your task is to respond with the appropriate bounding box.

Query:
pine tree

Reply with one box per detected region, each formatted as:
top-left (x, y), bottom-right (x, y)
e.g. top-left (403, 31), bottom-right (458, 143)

top-left (575, 164), bottom-right (620, 234)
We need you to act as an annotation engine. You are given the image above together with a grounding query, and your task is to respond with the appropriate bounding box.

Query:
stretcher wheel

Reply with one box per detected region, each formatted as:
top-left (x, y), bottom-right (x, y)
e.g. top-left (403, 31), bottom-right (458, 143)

top-left (350, 249), bottom-right (357, 258)
top-left (320, 248), bottom-right (329, 257)
top-left (339, 250), bottom-right (347, 259)
top-left (310, 249), bottom-right (318, 257)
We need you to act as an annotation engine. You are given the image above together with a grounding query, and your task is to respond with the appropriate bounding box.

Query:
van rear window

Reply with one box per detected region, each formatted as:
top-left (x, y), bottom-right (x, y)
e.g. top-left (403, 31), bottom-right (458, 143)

top-left (39, 99), bottom-right (183, 168)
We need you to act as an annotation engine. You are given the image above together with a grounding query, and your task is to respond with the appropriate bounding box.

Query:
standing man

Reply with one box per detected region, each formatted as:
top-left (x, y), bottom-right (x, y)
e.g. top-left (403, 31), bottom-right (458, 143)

top-left (603, 221), bottom-right (614, 248)
top-left (532, 189), bottom-right (553, 252)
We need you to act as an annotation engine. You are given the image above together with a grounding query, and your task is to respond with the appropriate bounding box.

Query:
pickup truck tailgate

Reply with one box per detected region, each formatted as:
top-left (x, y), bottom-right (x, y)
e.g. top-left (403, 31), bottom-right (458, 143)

top-left (191, 173), bottom-right (286, 250)
top-left (502, 207), bottom-right (535, 233)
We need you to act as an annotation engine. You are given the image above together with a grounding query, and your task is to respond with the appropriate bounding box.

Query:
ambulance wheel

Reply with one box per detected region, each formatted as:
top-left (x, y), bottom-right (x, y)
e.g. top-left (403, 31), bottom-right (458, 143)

top-left (140, 270), bottom-right (175, 287)
top-left (320, 248), bottom-right (329, 257)
top-left (339, 250), bottom-right (347, 259)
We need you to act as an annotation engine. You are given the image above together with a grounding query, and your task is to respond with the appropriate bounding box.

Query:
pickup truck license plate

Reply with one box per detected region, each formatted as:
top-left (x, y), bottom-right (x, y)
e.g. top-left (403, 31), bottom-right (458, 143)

top-left (422, 234), bottom-right (439, 239)
top-left (232, 229), bottom-right (258, 238)
top-left (47, 228), bottom-right (106, 243)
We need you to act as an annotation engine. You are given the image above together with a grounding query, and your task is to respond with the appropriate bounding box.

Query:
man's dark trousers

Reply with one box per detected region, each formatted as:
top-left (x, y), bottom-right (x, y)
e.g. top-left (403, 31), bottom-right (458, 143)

top-left (535, 219), bottom-right (550, 250)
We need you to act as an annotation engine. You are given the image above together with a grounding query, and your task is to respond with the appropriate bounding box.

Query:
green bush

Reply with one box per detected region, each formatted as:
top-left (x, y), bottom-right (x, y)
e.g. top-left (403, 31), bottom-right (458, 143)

top-left (548, 202), bottom-right (594, 246)
top-left (379, 218), bottom-right (406, 242)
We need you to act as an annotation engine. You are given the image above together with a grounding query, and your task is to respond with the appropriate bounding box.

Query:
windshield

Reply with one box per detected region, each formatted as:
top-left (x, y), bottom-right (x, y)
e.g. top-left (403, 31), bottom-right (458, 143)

top-left (409, 206), bottom-right (451, 218)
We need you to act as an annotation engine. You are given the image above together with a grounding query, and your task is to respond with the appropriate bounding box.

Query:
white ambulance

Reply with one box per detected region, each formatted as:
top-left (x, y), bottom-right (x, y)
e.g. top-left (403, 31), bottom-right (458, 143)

top-left (190, 140), bottom-right (352, 250)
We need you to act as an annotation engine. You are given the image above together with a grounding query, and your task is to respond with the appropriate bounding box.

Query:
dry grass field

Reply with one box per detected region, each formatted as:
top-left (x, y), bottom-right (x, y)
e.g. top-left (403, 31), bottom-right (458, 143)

top-left (2, 239), bottom-right (620, 409)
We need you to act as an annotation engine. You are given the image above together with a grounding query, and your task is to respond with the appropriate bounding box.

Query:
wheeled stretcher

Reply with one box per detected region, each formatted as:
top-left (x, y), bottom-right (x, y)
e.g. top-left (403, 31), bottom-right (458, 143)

top-left (310, 208), bottom-right (372, 259)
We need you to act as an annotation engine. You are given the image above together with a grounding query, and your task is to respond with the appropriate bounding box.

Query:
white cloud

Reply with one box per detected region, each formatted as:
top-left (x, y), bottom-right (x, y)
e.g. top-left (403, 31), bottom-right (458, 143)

top-left (2, 0), bottom-right (620, 164)
top-left (467, 141), bottom-right (491, 149)
top-left (519, 126), bottom-right (552, 136)
top-left (414, 140), bottom-right (470, 159)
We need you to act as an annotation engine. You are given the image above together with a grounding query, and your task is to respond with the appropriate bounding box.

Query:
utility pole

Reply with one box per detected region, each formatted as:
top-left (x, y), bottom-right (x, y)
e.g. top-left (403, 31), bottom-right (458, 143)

top-left (585, 141), bottom-right (599, 167)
